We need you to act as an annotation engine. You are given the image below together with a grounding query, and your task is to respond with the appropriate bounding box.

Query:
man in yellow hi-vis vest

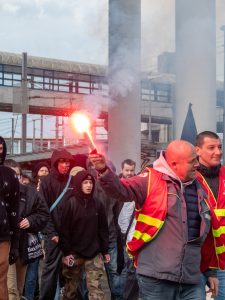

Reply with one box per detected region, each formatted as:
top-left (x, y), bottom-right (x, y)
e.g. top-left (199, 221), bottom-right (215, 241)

top-left (196, 131), bottom-right (225, 300)
top-left (89, 140), bottom-right (218, 300)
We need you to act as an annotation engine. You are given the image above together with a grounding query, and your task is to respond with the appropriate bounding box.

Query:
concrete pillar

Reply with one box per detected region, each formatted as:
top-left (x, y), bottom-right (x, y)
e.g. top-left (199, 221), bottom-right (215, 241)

top-left (175, 0), bottom-right (216, 138)
top-left (108, 0), bottom-right (141, 171)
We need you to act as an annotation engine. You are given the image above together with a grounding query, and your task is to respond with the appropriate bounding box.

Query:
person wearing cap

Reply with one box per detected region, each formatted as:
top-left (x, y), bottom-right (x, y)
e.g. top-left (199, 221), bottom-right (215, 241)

top-left (59, 170), bottom-right (110, 300)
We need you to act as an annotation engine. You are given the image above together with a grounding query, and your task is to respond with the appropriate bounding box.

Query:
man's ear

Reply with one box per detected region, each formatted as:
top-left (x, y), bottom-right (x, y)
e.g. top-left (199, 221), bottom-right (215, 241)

top-left (170, 161), bottom-right (177, 171)
top-left (195, 146), bottom-right (200, 156)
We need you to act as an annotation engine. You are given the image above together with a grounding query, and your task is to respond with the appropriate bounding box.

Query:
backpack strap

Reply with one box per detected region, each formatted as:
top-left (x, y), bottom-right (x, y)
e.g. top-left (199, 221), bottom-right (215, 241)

top-left (50, 175), bottom-right (72, 212)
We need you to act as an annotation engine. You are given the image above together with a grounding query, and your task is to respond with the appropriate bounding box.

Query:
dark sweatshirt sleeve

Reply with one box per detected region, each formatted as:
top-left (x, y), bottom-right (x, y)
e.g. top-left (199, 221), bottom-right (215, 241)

top-left (96, 199), bottom-right (109, 255)
top-left (98, 169), bottom-right (148, 208)
top-left (39, 178), bottom-right (58, 237)
top-left (26, 187), bottom-right (50, 233)
top-left (59, 198), bottom-right (73, 256)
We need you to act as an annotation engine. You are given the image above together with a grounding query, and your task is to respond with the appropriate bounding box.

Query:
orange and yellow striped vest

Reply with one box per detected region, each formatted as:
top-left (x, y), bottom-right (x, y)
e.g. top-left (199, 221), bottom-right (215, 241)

top-left (197, 168), bottom-right (225, 271)
top-left (127, 167), bottom-right (167, 265)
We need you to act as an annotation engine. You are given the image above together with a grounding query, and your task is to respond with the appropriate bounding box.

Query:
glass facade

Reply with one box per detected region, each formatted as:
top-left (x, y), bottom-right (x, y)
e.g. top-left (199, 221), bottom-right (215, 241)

top-left (0, 63), bottom-right (108, 96)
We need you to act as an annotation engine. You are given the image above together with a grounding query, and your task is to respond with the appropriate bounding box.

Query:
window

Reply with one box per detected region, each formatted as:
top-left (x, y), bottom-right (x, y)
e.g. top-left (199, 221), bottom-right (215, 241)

top-left (0, 64), bottom-right (107, 96)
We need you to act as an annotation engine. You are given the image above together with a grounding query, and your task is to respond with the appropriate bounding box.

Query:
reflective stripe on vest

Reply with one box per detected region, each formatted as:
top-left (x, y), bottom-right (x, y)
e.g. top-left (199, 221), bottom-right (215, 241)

top-left (133, 230), bottom-right (151, 242)
top-left (216, 245), bottom-right (225, 255)
top-left (215, 209), bottom-right (225, 217)
top-left (197, 170), bottom-right (225, 270)
top-left (133, 214), bottom-right (165, 244)
top-left (127, 167), bottom-right (167, 263)
top-left (137, 213), bottom-right (163, 228)
top-left (212, 226), bottom-right (225, 238)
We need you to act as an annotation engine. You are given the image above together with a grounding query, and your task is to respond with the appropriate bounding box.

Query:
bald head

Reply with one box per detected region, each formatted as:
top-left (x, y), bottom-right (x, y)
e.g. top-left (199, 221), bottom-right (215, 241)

top-left (165, 140), bottom-right (195, 163)
top-left (165, 140), bottom-right (199, 182)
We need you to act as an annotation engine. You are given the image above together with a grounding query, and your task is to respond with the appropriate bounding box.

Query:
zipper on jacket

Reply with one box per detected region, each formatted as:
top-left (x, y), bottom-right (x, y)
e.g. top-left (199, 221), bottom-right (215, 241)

top-left (179, 242), bottom-right (187, 283)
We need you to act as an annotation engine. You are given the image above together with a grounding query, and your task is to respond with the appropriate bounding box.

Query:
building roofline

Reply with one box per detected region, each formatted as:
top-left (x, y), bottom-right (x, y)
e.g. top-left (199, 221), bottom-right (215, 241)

top-left (0, 51), bottom-right (107, 76)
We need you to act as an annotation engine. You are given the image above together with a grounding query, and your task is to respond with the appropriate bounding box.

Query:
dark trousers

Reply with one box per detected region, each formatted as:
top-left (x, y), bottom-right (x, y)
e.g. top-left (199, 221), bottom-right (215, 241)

top-left (123, 254), bottom-right (139, 300)
top-left (39, 238), bottom-right (63, 300)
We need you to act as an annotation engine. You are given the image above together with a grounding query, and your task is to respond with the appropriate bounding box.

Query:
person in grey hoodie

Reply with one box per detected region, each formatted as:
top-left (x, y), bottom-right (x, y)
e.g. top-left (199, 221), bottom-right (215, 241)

top-left (89, 140), bottom-right (218, 300)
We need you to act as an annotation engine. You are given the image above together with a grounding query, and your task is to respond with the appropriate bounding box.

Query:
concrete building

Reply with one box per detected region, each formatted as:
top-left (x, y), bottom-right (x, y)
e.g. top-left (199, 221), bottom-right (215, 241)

top-left (0, 51), bottom-right (224, 170)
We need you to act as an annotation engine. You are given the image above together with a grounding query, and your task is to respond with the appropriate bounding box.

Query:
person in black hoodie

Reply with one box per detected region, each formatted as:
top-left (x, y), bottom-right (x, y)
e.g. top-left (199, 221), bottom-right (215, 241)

top-left (32, 161), bottom-right (50, 190)
top-left (59, 170), bottom-right (109, 300)
top-left (39, 148), bottom-right (74, 300)
top-left (23, 161), bottom-right (50, 300)
top-left (0, 137), bottom-right (20, 300)
top-left (4, 159), bottom-right (49, 300)
top-left (0, 163), bottom-right (20, 300)
top-left (0, 136), bottom-right (7, 165)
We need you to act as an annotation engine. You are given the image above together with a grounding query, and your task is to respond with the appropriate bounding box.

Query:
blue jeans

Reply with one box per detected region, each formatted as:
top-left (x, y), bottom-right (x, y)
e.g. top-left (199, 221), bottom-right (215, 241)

top-left (104, 241), bottom-right (123, 299)
top-left (137, 274), bottom-right (202, 300)
top-left (216, 270), bottom-right (225, 300)
top-left (201, 271), bottom-right (225, 300)
top-left (23, 259), bottom-right (39, 300)
top-left (54, 279), bottom-right (60, 300)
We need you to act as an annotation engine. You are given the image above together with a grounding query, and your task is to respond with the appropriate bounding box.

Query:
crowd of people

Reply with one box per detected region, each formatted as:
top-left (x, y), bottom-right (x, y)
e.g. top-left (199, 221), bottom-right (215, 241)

top-left (0, 131), bottom-right (225, 300)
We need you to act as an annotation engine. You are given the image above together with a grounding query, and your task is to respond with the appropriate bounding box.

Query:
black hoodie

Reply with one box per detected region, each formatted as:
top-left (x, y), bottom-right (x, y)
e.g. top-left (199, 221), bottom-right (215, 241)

top-left (32, 161), bottom-right (50, 187)
top-left (39, 149), bottom-right (74, 237)
top-left (32, 161), bottom-right (50, 179)
top-left (0, 136), bottom-right (7, 165)
top-left (59, 170), bottom-right (109, 258)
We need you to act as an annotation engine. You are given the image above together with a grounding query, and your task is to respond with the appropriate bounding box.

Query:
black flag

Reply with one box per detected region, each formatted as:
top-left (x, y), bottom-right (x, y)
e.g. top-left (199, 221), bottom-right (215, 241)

top-left (181, 103), bottom-right (197, 144)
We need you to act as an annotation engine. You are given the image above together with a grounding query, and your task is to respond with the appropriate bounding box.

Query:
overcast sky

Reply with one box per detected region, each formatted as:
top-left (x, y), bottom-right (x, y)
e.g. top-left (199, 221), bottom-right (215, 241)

top-left (0, 0), bottom-right (224, 77)
top-left (0, 0), bottom-right (225, 139)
